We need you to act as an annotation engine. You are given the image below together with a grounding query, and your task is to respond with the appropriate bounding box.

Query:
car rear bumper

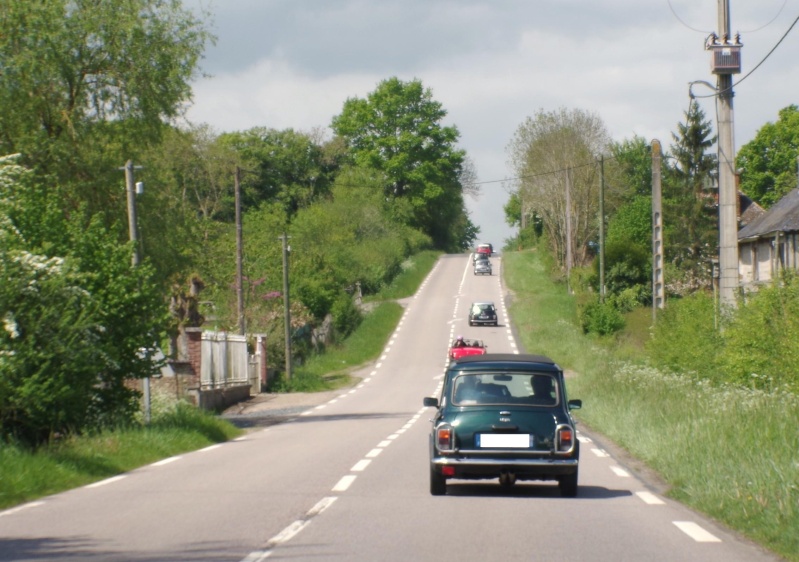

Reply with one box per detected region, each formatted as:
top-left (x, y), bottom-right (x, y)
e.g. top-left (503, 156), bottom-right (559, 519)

top-left (431, 455), bottom-right (578, 478)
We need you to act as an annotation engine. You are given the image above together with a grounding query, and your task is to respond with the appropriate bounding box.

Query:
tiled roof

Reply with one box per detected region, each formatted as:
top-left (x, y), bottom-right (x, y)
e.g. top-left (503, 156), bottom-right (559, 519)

top-left (738, 188), bottom-right (799, 240)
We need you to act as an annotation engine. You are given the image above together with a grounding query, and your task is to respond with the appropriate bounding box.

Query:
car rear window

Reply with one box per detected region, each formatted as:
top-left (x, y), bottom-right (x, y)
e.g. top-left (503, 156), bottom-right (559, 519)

top-left (452, 373), bottom-right (558, 406)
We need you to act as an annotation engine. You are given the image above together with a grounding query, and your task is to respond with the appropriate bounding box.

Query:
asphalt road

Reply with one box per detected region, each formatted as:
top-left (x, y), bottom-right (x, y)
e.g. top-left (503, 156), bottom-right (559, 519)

top-left (0, 254), bottom-right (782, 561)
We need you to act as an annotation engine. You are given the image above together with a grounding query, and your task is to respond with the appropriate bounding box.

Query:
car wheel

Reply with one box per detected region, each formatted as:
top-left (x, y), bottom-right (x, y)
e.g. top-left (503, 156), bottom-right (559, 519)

top-left (559, 471), bottom-right (578, 498)
top-left (430, 467), bottom-right (447, 496)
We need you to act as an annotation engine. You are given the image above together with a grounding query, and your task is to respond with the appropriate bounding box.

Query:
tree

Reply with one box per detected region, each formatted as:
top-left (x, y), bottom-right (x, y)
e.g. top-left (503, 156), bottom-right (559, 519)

top-left (0, 0), bottom-right (212, 239)
top-left (331, 77), bottom-right (475, 251)
top-left (507, 107), bottom-right (611, 269)
top-left (218, 127), bottom-right (337, 220)
top-left (0, 158), bottom-right (168, 444)
top-left (665, 101), bottom-right (718, 291)
top-left (737, 105), bottom-right (799, 208)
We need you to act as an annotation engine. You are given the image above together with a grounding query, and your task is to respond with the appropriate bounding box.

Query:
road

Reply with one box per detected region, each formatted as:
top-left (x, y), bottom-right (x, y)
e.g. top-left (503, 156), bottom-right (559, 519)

top-left (0, 254), bottom-right (781, 561)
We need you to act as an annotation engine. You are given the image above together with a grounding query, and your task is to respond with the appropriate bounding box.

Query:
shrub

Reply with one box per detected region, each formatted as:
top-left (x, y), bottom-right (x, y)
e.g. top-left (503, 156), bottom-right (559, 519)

top-left (647, 292), bottom-right (722, 378)
top-left (579, 299), bottom-right (625, 335)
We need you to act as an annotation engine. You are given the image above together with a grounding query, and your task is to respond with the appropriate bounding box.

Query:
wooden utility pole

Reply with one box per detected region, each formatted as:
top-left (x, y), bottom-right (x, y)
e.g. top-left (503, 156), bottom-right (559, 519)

top-left (280, 233), bottom-right (292, 380)
top-left (234, 167), bottom-right (245, 335)
top-left (598, 156), bottom-right (606, 303)
top-left (123, 160), bottom-right (141, 267)
top-left (565, 168), bottom-right (573, 290)
top-left (122, 160), bottom-right (149, 423)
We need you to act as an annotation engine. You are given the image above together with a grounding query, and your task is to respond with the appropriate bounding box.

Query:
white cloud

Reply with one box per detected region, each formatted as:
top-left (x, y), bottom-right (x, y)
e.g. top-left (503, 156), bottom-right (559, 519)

top-left (185, 0), bottom-right (799, 247)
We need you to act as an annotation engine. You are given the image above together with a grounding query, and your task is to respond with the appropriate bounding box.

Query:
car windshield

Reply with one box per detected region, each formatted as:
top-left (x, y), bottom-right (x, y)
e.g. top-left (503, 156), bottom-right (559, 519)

top-left (472, 304), bottom-right (494, 313)
top-left (451, 373), bottom-right (558, 406)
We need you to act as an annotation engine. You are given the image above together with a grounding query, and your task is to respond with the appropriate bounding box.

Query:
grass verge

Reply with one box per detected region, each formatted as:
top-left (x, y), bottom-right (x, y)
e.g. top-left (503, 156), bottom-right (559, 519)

top-left (0, 403), bottom-right (241, 510)
top-left (503, 249), bottom-right (799, 561)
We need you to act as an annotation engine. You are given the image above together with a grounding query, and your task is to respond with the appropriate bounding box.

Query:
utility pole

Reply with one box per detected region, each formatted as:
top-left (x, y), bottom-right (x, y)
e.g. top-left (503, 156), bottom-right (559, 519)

top-left (123, 160), bottom-right (142, 267)
top-left (713, 0), bottom-right (741, 310)
top-left (234, 167), bottom-right (245, 335)
top-left (651, 140), bottom-right (665, 321)
top-left (565, 168), bottom-right (573, 291)
top-left (279, 233), bottom-right (292, 380)
top-left (121, 160), bottom-right (149, 423)
top-left (598, 156), bottom-right (606, 303)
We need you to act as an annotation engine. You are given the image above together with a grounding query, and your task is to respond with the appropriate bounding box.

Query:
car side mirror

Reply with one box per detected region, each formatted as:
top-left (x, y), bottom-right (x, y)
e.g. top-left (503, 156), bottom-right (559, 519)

top-left (423, 396), bottom-right (439, 408)
top-left (568, 399), bottom-right (582, 410)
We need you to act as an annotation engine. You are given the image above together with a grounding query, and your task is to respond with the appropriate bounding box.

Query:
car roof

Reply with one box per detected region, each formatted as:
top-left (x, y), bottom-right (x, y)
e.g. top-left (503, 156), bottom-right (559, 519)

top-left (471, 301), bottom-right (494, 305)
top-left (450, 353), bottom-right (560, 371)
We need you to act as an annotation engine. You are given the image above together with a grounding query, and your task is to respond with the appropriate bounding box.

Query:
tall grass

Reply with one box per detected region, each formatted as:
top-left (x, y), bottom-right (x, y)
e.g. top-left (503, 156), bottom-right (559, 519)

top-left (503, 248), bottom-right (799, 561)
top-left (371, 250), bottom-right (442, 300)
top-left (0, 402), bottom-right (241, 510)
top-left (288, 302), bottom-right (404, 391)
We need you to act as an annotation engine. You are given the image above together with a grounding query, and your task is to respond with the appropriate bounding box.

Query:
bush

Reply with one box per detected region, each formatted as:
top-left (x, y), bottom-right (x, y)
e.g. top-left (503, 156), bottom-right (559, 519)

top-left (719, 273), bottom-right (799, 391)
top-left (579, 299), bottom-right (625, 335)
top-left (647, 292), bottom-right (722, 378)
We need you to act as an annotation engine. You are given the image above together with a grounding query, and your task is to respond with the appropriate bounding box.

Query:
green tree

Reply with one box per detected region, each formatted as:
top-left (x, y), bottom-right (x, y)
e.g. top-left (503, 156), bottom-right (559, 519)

top-left (609, 136), bottom-right (653, 200)
top-left (218, 127), bottom-right (340, 220)
top-left (507, 107), bottom-right (611, 268)
top-left (331, 77), bottom-right (475, 251)
top-left (665, 101), bottom-right (717, 292)
top-left (737, 105), bottom-right (799, 208)
top-left (0, 158), bottom-right (168, 444)
top-left (0, 0), bottom-right (211, 185)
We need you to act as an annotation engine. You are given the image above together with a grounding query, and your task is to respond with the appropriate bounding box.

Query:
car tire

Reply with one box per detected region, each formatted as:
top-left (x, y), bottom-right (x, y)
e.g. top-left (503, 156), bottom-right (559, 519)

top-left (430, 467), bottom-right (447, 496)
top-left (559, 471), bottom-right (578, 498)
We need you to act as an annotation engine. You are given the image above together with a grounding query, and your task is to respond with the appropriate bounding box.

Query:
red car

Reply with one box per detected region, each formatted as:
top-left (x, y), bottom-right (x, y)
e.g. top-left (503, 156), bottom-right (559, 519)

top-left (449, 338), bottom-right (487, 361)
top-left (474, 245), bottom-right (491, 261)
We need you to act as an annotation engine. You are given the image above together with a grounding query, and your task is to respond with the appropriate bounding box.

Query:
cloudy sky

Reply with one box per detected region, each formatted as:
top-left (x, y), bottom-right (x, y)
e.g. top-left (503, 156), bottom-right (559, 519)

top-left (184, 0), bottom-right (799, 248)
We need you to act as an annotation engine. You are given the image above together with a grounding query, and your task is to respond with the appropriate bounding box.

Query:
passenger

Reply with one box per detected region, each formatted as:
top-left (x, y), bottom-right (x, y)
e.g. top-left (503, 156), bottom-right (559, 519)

top-left (531, 375), bottom-right (555, 404)
top-left (453, 335), bottom-right (466, 348)
top-left (455, 375), bottom-right (479, 402)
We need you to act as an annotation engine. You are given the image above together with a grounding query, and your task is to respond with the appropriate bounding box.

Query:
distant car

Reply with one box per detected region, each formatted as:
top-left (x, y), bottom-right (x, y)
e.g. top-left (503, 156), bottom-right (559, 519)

top-left (477, 243), bottom-right (493, 256)
top-left (423, 354), bottom-right (583, 497)
top-left (449, 338), bottom-right (487, 361)
top-left (473, 259), bottom-right (492, 275)
top-left (474, 245), bottom-right (491, 261)
top-left (468, 301), bottom-right (498, 326)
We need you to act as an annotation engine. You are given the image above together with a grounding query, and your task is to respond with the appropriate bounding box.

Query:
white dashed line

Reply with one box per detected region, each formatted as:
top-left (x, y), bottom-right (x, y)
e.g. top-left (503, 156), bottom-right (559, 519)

top-left (610, 466), bottom-right (630, 477)
top-left (673, 521), bottom-right (721, 542)
top-left (377, 440), bottom-right (392, 448)
top-left (365, 448), bottom-right (383, 458)
top-left (351, 460), bottom-right (371, 471)
top-left (636, 491), bottom-right (665, 505)
top-left (199, 444), bottom-right (222, 452)
top-left (332, 475), bottom-right (357, 492)
top-left (591, 448), bottom-right (610, 458)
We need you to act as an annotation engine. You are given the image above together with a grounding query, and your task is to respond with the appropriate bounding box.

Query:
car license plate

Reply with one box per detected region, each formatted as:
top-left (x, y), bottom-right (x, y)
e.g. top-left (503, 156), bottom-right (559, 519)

top-left (476, 434), bottom-right (533, 448)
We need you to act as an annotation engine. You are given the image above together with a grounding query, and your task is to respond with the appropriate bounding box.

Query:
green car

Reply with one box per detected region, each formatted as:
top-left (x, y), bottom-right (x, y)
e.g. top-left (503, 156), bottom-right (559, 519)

top-left (423, 354), bottom-right (582, 497)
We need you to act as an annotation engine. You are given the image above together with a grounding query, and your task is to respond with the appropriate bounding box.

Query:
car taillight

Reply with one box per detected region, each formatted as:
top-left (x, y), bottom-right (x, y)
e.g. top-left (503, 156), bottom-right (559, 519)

top-left (436, 425), bottom-right (454, 451)
top-left (556, 425), bottom-right (574, 452)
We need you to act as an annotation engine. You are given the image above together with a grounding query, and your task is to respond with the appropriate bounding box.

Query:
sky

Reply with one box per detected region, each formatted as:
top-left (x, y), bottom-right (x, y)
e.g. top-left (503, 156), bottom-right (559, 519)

top-left (183, 0), bottom-right (799, 249)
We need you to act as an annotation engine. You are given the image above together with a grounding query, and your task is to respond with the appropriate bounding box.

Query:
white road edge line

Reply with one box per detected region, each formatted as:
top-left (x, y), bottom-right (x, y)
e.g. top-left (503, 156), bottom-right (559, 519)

top-left (673, 521), bottom-right (721, 542)
top-left (86, 475), bottom-right (126, 489)
top-left (610, 466), bottom-right (630, 477)
top-left (151, 456), bottom-right (181, 467)
top-left (0, 501), bottom-right (45, 517)
top-left (636, 491), bottom-right (665, 505)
